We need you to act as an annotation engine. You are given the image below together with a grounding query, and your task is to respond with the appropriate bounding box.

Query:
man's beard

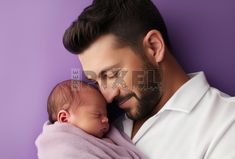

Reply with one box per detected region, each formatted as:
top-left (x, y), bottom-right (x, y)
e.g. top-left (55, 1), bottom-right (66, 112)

top-left (116, 61), bottom-right (162, 121)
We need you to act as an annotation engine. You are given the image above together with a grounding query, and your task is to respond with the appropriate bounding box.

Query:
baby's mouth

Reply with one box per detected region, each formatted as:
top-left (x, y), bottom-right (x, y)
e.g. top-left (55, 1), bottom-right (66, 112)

top-left (102, 125), bottom-right (109, 133)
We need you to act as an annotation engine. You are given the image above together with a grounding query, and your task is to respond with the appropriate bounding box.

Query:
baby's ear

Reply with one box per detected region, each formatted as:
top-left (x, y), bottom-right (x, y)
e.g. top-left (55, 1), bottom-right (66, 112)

top-left (57, 110), bottom-right (70, 123)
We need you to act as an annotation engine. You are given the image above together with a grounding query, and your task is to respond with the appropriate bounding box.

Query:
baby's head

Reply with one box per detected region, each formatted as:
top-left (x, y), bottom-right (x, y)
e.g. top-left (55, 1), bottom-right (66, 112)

top-left (47, 80), bottom-right (109, 138)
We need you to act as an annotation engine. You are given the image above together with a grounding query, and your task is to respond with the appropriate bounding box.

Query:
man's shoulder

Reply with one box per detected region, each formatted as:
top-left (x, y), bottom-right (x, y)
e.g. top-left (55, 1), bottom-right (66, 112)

top-left (200, 86), bottom-right (235, 124)
top-left (200, 87), bottom-right (235, 158)
top-left (208, 87), bottom-right (235, 107)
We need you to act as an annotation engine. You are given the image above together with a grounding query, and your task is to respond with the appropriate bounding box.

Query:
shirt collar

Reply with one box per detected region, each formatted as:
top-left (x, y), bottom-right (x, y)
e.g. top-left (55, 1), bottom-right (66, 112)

top-left (161, 71), bottom-right (210, 114)
top-left (122, 71), bottom-right (210, 123)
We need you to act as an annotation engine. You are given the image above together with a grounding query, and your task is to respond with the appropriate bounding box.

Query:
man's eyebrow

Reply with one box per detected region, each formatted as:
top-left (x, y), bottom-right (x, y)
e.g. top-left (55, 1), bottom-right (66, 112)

top-left (98, 63), bottom-right (121, 78)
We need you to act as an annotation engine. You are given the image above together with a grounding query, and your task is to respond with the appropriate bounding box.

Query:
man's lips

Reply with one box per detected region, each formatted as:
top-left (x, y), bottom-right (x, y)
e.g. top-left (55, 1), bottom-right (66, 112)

top-left (117, 94), bottom-right (134, 106)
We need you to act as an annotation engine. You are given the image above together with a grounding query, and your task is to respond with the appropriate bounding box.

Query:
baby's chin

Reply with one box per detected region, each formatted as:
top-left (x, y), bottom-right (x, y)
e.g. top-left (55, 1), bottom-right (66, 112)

top-left (98, 127), bottom-right (110, 138)
top-left (95, 132), bottom-right (105, 138)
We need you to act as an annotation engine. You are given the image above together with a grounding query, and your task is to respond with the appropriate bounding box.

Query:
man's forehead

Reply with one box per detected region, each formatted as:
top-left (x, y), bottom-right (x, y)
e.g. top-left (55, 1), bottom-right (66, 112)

top-left (79, 54), bottom-right (114, 71)
top-left (78, 35), bottom-right (119, 66)
top-left (80, 34), bottom-right (121, 56)
top-left (78, 34), bottom-right (138, 79)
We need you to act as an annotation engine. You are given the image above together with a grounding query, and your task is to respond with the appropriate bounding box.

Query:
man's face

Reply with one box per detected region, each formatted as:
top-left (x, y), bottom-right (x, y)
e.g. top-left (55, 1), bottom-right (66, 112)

top-left (79, 34), bottom-right (162, 120)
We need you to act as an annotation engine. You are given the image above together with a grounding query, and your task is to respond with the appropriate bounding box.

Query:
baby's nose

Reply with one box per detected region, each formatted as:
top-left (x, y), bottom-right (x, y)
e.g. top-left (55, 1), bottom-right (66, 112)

top-left (101, 116), bottom-right (109, 123)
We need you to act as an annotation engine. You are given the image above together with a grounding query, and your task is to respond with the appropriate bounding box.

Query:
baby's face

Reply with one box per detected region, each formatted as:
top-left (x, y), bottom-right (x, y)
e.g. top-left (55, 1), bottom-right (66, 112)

top-left (69, 86), bottom-right (109, 138)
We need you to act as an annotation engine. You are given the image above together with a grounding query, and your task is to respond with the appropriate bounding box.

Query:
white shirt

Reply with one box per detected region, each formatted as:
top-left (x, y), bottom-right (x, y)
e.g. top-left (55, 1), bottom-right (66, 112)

top-left (116, 72), bottom-right (235, 159)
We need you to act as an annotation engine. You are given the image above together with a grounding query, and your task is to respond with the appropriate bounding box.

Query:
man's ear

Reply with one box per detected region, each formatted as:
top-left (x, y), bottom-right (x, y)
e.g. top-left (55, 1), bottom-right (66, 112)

top-left (57, 110), bottom-right (70, 123)
top-left (143, 29), bottom-right (165, 63)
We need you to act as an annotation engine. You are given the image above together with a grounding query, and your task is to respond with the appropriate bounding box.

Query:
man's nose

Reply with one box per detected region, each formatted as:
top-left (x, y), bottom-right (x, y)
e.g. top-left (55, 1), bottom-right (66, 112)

top-left (99, 84), bottom-right (120, 103)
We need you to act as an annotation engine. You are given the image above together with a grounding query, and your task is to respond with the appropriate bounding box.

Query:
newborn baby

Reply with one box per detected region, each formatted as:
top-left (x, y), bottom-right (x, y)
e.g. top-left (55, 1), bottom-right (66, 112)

top-left (35, 80), bottom-right (147, 159)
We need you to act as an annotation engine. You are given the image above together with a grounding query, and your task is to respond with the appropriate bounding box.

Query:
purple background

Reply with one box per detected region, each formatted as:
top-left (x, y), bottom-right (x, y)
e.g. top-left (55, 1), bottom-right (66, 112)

top-left (0, 0), bottom-right (234, 158)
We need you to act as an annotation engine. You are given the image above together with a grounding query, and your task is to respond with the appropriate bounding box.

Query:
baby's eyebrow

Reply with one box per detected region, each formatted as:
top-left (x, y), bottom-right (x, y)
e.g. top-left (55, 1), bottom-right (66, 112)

top-left (89, 110), bottom-right (101, 114)
top-left (91, 110), bottom-right (107, 115)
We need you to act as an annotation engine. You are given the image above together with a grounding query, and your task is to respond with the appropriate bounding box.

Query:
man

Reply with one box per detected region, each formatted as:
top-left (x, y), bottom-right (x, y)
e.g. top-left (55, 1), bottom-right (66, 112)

top-left (63, 0), bottom-right (235, 158)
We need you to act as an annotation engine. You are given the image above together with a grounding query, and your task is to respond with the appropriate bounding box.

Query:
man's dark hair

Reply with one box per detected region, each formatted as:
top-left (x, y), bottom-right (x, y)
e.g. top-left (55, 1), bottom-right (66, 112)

top-left (63, 0), bottom-right (171, 54)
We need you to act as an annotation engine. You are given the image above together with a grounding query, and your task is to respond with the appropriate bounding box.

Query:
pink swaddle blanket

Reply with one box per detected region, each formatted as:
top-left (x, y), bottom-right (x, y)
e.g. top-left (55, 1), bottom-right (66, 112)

top-left (35, 121), bottom-right (147, 159)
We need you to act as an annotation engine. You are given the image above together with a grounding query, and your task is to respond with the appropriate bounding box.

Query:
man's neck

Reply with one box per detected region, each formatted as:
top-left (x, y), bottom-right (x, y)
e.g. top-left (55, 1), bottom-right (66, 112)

top-left (131, 103), bottom-right (163, 139)
top-left (131, 119), bottom-right (145, 139)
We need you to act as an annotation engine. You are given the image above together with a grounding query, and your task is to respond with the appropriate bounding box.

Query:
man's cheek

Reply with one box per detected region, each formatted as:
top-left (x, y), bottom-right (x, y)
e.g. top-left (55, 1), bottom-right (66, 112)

top-left (132, 70), bottom-right (145, 90)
